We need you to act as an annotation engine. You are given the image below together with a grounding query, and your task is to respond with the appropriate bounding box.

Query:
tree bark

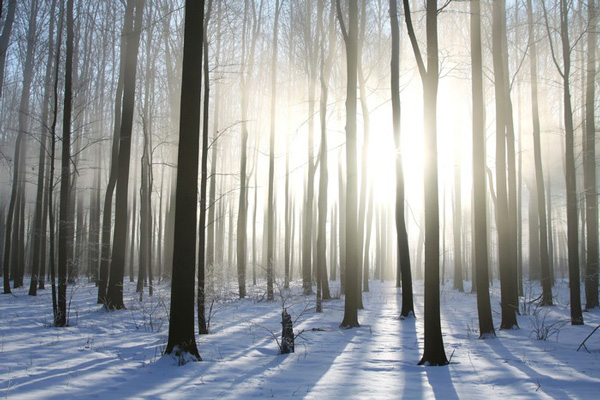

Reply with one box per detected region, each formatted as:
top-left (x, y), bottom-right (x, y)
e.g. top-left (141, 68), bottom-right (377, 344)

top-left (527, 0), bottom-right (553, 305)
top-left (391, 0), bottom-right (414, 317)
top-left (106, 0), bottom-right (145, 310)
top-left (165, 0), bottom-right (205, 362)
top-left (584, 0), bottom-right (598, 310)
top-left (403, 0), bottom-right (448, 365)
top-left (0, 0), bottom-right (16, 98)
top-left (29, 0), bottom-right (57, 296)
top-left (339, 0), bottom-right (360, 328)
top-left (493, 0), bottom-right (519, 330)
top-left (56, 0), bottom-right (75, 327)
top-left (197, 0), bottom-right (213, 334)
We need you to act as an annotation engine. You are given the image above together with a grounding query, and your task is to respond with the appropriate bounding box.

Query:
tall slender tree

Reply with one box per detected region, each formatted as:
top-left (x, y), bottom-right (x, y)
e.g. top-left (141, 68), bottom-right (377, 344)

top-left (106, 0), bottom-right (146, 310)
top-left (584, 0), bottom-right (598, 310)
top-left (527, 0), bottom-right (553, 306)
top-left (542, 0), bottom-right (583, 324)
top-left (237, 0), bottom-right (263, 299)
top-left (266, 0), bottom-right (282, 302)
top-left (316, 0), bottom-right (335, 311)
top-left (29, 0), bottom-right (58, 296)
top-left (56, 0), bottom-right (75, 327)
top-left (470, 0), bottom-right (495, 338)
top-left (337, 0), bottom-right (360, 328)
top-left (0, 0), bottom-right (16, 98)
top-left (390, 0), bottom-right (414, 318)
top-left (403, 0), bottom-right (448, 365)
top-left (165, 0), bottom-right (205, 363)
top-left (493, 0), bottom-right (519, 330)
top-left (197, 0), bottom-right (213, 334)
top-left (97, 2), bottom-right (130, 304)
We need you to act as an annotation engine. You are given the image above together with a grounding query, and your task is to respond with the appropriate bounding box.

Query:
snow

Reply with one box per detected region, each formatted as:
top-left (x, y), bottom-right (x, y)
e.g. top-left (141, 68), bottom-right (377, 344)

top-left (1, 278), bottom-right (599, 399)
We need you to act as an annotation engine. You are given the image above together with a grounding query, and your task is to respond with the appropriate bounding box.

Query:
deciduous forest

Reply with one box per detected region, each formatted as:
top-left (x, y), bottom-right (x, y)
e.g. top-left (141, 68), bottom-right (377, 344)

top-left (0, 0), bottom-right (599, 397)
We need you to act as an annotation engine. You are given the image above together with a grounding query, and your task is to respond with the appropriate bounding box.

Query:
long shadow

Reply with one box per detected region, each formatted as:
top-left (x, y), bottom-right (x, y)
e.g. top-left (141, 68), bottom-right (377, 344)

top-left (425, 364), bottom-right (459, 400)
top-left (82, 302), bottom-right (361, 399)
top-left (483, 335), bottom-right (573, 399)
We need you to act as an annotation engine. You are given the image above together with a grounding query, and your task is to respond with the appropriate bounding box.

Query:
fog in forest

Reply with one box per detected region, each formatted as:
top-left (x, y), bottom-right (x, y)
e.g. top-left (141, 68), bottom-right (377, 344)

top-left (0, 0), bottom-right (598, 347)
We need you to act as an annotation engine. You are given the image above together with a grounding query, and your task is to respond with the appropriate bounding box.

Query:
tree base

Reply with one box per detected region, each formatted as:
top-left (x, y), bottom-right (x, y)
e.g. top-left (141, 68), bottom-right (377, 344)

top-left (165, 345), bottom-right (202, 365)
top-left (339, 319), bottom-right (360, 329)
top-left (418, 355), bottom-right (449, 366)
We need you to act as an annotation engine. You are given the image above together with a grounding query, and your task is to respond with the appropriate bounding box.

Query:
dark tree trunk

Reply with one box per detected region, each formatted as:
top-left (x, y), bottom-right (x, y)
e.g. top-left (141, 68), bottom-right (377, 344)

top-left (206, 0), bottom-right (222, 296)
top-left (106, 0), bottom-right (145, 310)
top-left (56, 0), bottom-right (74, 327)
top-left (404, 0), bottom-right (448, 365)
top-left (165, 0), bottom-right (205, 362)
top-left (584, 0), bottom-right (598, 310)
top-left (493, 0), bottom-right (519, 330)
top-left (237, 0), bottom-right (262, 299)
top-left (29, 0), bottom-right (57, 296)
top-left (197, 0), bottom-right (213, 334)
top-left (266, 0), bottom-right (281, 302)
top-left (338, 0), bottom-right (360, 328)
top-left (0, 0), bottom-right (16, 98)
top-left (391, 0), bottom-right (414, 318)
top-left (338, 153), bottom-right (346, 293)
top-left (316, 1), bottom-right (335, 310)
top-left (527, 0), bottom-right (553, 305)
top-left (528, 183), bottom-right (541, 281)
top-left (453, 143), bottom-right (464, 292)
top-left (98, 2), bottom-right (130, 304)
top-left (47, 0), bottom-right (64, 322)
top-left (558, 0), bottom-right (583, 325)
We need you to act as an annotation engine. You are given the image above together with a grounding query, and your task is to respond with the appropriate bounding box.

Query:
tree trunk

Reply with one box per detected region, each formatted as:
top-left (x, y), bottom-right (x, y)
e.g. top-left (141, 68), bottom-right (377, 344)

top-left (165, 0), bottom-right (205, 362)
top-left (528, 182), bottom-right (540, 281)
top-left (558, 0), bottom-right (583, 325)
top-left (527, 0), bottom-right (553, 305)
top-left (97, 1), bottom-right (130, 304)
top-left (0, 0), bottom-right (16, 98)
top-left (206, 0), bottom-right (222, 296)
top-left (197, 0), bottom-right (213, 333)
top-left (29, 0), bottom-right (57, 296)
top-left (584, 0), bottom-right (598, 310)
top-left (338, 0), bottom-right (360, 328)
top-left (404, 0), bottom-right (448, 365)
top-left (56, 0), bottom-right (74, 327)
top-left (237, 0), bottom-right (263, 299)
top-left (391, 0), bottom-right (414, 317)
top-left (316, 1), bottom-right (335, 310)
top-left (493, 0), bottom-right (519, 330)
top-left (266, 0), bottom-right (281, 302)
top-left (106, 0), bottom-right (145, 310)
top-left (453, 143), bottom-right (464, 292)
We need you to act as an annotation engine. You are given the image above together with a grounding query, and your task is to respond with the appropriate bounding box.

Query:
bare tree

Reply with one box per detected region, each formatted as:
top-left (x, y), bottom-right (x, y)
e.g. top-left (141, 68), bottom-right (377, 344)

top-left (541, 0), bottom-right (583, 325)
top-left (527, 0), bottom-right (553, 306)
top-left (470, 0), bottom-right (495, 338)
top-left (56, 0), bottom-right (75, 327)
top-left (0, 0), bottom-right (16, 98)
top-left (390, 0), bottom-right (414, 318)
top-left (337, 0), bottom-right (360, 328)
top-left (493, 0), bottom-right (519, 330)
top-left (403, 0), bottom-right (448, 365)
top-left (584, 0), bottom-right (598, 310)
top-left (165, 0), bottom-right (205, 363)
top-left (106, 0), bottom-right (146, 310)
top-left (197, 0), bottom-right (214, 335)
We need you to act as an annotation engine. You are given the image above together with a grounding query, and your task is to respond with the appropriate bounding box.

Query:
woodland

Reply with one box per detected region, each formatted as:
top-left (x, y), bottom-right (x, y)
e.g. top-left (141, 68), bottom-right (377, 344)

top-left (0, 0), bottom-right (599, 397)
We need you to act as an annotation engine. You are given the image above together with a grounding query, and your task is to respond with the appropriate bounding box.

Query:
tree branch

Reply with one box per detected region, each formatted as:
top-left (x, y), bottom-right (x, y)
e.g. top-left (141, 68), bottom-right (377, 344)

top-left (402, 0), bottom-right (427, 80)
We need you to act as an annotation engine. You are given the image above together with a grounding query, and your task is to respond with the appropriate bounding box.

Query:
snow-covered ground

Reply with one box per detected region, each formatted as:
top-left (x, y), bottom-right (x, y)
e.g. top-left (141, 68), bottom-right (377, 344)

top-left (1, 277), bottom-right (599, 399)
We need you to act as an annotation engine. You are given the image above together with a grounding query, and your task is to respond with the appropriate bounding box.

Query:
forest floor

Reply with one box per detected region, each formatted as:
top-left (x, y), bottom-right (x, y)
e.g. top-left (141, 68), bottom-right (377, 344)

top-left (1, 276), bottom-right (599, 399)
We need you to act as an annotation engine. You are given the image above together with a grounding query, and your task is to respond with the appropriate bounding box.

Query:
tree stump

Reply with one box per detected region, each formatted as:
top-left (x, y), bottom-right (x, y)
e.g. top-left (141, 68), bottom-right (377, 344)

top-left (281, 309), bottom-right (294, 354)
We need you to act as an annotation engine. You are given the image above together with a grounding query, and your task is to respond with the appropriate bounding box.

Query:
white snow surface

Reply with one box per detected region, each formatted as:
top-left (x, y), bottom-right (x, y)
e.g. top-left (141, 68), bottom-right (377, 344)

top-left (1, 278), bottom-right (599, 399)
